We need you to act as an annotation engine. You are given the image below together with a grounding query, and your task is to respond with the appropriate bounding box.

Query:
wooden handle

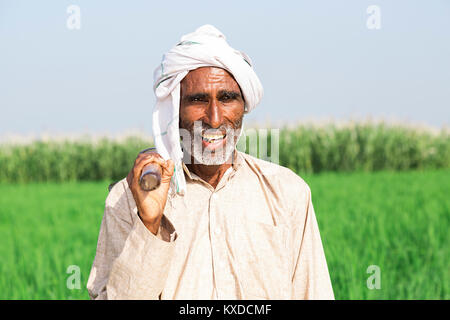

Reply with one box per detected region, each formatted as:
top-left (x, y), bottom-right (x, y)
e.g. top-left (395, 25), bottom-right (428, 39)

top-left (139, 163), bottom-right (162, 191)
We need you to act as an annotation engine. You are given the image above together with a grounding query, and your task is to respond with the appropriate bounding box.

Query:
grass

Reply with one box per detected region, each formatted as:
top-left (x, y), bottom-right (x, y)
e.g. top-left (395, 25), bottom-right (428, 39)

top-left (0, 181), bottom-right (108, 299)
top-left (0, 169), bottom-right (448, 299)
top-left (304, 169), bottom-right (449, 299)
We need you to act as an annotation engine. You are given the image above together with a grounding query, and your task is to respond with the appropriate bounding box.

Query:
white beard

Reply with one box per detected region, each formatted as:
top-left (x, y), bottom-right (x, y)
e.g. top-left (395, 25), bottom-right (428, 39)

top-left (180, 122), bottom-right (242, 165)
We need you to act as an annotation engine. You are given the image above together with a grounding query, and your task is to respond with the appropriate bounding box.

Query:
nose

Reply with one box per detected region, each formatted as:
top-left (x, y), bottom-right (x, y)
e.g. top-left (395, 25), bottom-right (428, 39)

top-left (205, 98), bottom-right (223, 129)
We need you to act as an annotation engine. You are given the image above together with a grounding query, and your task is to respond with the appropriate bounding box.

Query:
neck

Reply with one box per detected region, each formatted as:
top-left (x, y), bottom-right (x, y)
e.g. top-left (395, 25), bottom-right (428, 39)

top-left (186, 151), bottom-right (235, 189)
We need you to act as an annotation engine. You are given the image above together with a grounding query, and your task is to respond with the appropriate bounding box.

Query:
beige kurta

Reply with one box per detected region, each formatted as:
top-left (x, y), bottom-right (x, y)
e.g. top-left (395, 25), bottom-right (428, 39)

top-left (87, 151), bottom-right (334, 300)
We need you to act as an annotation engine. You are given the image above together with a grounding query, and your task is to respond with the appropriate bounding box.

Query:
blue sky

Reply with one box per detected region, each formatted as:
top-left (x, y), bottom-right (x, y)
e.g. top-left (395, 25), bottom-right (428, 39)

top-left (1, 0), bottom-right (449, 136)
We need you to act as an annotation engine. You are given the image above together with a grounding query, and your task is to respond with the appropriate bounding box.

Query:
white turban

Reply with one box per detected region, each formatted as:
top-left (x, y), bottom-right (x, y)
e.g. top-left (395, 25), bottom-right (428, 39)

top-left (152, 24), bottom-right (263, 195)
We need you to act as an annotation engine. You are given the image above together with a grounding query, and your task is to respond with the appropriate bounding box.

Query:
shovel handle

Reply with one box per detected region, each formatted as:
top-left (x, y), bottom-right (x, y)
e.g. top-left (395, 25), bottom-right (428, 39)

top-left (139, 163), bottom-right (162, 191)
top-left (138, 147), bottom-right (162, 191)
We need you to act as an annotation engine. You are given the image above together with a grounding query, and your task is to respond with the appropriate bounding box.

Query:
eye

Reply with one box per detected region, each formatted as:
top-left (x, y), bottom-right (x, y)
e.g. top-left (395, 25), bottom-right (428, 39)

top-left (221, 93), bottom-right (232, 101)
top-left (188, 96), bottom-right (205, 103)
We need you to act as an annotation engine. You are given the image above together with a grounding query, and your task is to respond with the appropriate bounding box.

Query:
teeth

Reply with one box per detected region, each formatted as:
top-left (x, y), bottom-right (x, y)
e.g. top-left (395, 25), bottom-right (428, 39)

top-left (202, 133), bottom-right (225, 142)
top-left (203, 134), bottom-right (224, 139)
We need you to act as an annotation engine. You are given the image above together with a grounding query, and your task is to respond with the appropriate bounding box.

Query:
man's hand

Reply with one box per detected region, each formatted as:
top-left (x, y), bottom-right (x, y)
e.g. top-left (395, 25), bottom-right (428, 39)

top-left (126, 151), bottom-right (175, 235)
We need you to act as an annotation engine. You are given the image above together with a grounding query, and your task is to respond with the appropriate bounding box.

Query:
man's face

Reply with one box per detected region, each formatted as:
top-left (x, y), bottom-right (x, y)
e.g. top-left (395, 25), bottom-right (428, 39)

top-left (179, 67), bottom-right (245, 165)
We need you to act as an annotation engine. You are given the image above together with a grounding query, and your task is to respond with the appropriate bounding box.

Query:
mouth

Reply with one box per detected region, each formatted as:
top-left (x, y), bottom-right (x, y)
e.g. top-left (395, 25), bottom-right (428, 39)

top-left (201, 131), bottom-right (226, 143)
top-left (201, 131), bottom-right (227, 150)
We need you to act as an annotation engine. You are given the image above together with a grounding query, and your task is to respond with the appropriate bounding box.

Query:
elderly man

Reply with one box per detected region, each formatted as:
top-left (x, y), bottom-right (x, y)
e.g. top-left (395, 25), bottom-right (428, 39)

top-left (87, 25), bottom-right (334, 300)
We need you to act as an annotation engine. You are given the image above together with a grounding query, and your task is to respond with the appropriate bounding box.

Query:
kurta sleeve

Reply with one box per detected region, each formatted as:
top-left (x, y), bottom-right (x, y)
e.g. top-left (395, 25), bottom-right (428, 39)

top-left (291, 184), bottom-right (334, 300)
top-left (86, 179), bottom-right (177, 300)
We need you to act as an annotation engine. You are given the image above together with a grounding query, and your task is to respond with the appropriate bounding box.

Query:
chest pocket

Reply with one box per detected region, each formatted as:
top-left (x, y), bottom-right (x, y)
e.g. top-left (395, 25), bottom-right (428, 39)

top-left (234, 220), bottom-right (291, 299)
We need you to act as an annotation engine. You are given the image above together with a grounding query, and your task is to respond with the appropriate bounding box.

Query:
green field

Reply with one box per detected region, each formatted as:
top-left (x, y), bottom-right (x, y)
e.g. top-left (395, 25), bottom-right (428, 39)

top-left (0, 169), bottom-right (449, 299)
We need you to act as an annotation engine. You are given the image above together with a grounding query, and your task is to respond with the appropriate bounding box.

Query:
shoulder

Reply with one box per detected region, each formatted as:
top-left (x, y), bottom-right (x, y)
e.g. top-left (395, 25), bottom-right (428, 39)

top-left (104, 177), bottom-right (137, 225)
top-left (239, 152), bottom-right (312, 210)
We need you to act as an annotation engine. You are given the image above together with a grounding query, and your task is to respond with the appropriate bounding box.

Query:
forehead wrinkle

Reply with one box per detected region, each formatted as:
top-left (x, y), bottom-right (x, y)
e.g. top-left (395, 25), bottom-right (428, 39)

top-left (182, 67), bottom-right (240, 92)
top-left (204, 71), bottom-right (229, 82)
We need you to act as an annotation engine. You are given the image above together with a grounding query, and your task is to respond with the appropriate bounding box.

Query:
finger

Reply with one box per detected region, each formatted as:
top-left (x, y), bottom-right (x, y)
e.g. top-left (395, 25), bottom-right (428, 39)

top-left (162, 159), bottom-right (175, 178)
top-left (160, 160), bottom-right (175, 185)
top-left (135, 152), bottom-right (163, 166)
top-left (126, 170), bottom-right (133, 187)
top-left (134, 153), bottom-right (166, 171)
